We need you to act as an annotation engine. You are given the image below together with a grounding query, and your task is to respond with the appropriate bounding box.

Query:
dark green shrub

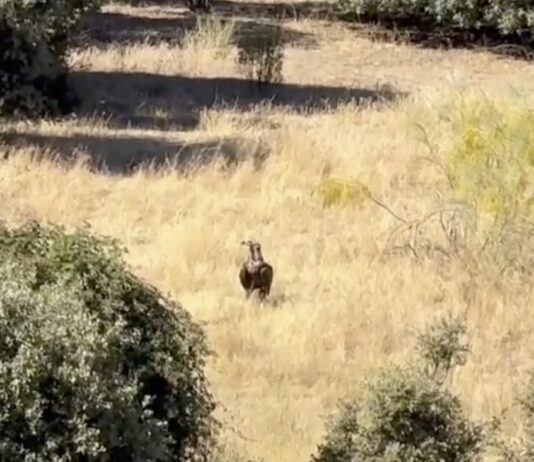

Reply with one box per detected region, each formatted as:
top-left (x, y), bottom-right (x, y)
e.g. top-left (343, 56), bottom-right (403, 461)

top-left (311, 314), bottom-right (487, 462)
top-left (0, 0), bottom-right (103, 117)
top-left (2, 0), bottom-right (103, 56)
top-left (235, 27), bottom-right (284, 86)
top-left (415, 313), bottom-right (470, 384)
top-left (336, 0), bottom-right (429, 19)
top-left (311, 402), bottom-right (360, 462)
top-left (0, 221), bottom-right (217, 461)
top-left (335, 0), bottom-right (534, 37)
top-left (312, 367), bottom-right (486, 462)
top-left (0, 18), bottom-right (78, 117)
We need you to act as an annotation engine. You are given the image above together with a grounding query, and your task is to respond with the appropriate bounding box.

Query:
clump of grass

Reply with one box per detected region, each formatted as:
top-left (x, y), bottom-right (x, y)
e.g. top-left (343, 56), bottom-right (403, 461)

top-left (313, 177), bottom-right (370, 208)
top-left (235, 27), bottom-right (285, 85)
top-left (183, 16), bottom-right (235, 59)
top-left (313, 177), bottom-right (408, 224)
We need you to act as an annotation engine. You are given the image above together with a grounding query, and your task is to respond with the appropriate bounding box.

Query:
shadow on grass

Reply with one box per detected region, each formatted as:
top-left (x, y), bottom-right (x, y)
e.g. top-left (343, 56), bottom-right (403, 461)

top-left (2, 130), bottom-right (266, 175)
top-left (71, 70), bottom-right (403, 131)
top-left (339, 14), bottom-right (534, 61)
top-left (83, 10), bottom-right (316, 48)
top-left (2, 69), bottom-right (401, 175)
top-left (111, 0), bottom-right (335, 21)
top-left (216, 0), bottom-right (336, 21)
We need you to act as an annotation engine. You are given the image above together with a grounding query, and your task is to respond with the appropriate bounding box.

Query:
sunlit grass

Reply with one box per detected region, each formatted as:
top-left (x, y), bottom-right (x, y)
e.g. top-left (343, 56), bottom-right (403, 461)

top-left (2, 4), bottom-right (534, 461)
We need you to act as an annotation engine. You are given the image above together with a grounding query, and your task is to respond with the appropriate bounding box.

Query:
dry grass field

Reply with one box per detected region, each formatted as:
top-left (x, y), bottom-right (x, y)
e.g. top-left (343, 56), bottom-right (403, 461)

top-left (2, 1), bottom-right (534, 460)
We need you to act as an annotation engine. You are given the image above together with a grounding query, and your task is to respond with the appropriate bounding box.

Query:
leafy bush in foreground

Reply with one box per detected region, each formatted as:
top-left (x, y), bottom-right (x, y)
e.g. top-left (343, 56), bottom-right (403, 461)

top-left (311, 314), bottom-right (487, 462)
top-left (0, 221), bottom-right (217, 461)
top-left (0, 0), bottom-right (103, 117)
top-left (312, 366), bottom-right (486, 462)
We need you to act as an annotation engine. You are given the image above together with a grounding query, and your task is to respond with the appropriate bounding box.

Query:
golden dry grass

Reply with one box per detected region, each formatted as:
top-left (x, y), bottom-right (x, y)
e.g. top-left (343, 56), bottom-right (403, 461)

top-left (2, 2), bottom-right (534, 460)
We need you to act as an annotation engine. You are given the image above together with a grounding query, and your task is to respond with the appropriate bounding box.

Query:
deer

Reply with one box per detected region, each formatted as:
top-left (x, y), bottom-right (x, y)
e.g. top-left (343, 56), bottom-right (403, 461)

top-left (239, 239), bottom-right (273, 301)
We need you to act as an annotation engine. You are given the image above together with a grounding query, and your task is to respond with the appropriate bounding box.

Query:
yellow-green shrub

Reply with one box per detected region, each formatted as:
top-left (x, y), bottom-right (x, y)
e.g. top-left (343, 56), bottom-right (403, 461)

top-left (408, 90), bottom-right (534, 277)
top-left (313, 177), bottom-right (371, 208)
top-left (444, 92), bottom-right (534, 219)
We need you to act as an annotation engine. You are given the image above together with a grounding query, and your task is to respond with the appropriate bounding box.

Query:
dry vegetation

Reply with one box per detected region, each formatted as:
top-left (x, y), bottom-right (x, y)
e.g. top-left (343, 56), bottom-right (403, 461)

top-left (2, 2), bottom-right (534, 460)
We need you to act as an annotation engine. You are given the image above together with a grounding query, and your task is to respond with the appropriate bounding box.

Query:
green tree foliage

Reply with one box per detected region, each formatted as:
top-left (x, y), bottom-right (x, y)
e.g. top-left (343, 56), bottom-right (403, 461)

top-left (311, 314), bottom-right (487, 462)
top-left (0, 221), bottom-right (217, 461)
top-left (335, 0), bottom-right (534, 37)
top-left (0, 0), bottom-right (103, 117)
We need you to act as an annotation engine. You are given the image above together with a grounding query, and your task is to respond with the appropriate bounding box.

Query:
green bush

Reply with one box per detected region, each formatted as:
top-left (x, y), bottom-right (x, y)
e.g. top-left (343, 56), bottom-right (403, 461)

top-left (235, 27), bottom-right (285, 86)
top-left (443, 92), bottom-right (534, 219)
top-left (413, 90), bottom-right (534, 277)
top-left (0, 0), bottom-right (103, 117)
top-left (312, 367), bottom-right (486, 462)
top-left (415, 313), bottom-right (470, 384)
top-left (335, 0), bottom-right (534, 37)
top-left (0, 221), bottom-right (217, 460)
top-left (311, 314), bottom-right (487, 462)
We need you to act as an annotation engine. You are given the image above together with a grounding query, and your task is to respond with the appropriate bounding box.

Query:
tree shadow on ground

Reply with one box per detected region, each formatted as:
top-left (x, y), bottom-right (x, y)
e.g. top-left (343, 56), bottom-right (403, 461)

top-left (2, 130), bottom-right (266, 175)
top-left (71, 70), bottom-right (403, 131)
top-left (215, 0), bottom-right (336, 21)
top-left (340, 14), bottom-right (534, 61)
top-left (83, 9), bottom-right (316, 48)
top-left (118, 0), bottom-right (336, 21)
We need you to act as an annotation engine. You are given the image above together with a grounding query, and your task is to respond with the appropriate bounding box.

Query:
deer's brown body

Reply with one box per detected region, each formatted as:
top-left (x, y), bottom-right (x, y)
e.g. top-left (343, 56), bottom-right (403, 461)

top-left (239, 240), bottom-right (273, 300)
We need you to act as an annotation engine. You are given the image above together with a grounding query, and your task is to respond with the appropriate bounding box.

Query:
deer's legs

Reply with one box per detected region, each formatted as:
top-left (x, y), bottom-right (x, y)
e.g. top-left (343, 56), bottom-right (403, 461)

top-left (258, 288), bottom-right (269, 301)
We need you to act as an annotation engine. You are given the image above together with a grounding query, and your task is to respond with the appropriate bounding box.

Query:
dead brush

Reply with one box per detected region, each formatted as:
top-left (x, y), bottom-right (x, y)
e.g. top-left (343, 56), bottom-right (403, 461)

top-left (312, 177), bottom-right (482, 271)
top-left (382, 199), bottom-right (534, 283)
top-left (383, 203), bottom-right (471, 264)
